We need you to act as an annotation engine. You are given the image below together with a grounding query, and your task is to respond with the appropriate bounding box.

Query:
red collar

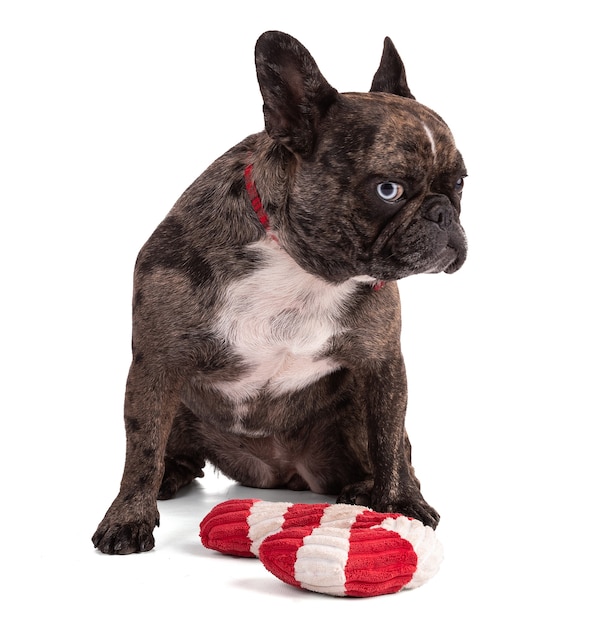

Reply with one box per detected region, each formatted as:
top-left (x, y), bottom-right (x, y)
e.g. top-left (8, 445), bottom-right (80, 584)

top-left (244, 163), bottom-right (384, 292)
top-left (244, 164), bottom-right (270, 230)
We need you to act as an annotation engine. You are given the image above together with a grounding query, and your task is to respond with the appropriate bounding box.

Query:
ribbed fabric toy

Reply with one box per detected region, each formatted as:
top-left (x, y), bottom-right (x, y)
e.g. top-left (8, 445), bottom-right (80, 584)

top-left (199, 499), bottom-right (443, 597)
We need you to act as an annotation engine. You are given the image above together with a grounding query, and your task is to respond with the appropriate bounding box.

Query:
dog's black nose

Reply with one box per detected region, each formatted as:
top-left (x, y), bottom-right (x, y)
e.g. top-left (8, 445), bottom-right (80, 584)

top-left (422, 197), bottom-right (453, 228)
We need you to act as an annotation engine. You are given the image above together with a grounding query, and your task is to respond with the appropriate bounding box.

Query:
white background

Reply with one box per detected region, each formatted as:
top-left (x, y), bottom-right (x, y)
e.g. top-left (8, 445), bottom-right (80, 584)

top-left (2, 1), bottom-right (602, 623)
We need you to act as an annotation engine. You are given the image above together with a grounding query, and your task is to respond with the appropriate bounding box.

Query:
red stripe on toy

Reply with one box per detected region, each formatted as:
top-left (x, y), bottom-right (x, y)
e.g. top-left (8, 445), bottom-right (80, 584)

top-left (344, 509), bottom-right (417, 597)
top-left (259, 503), bottom-right (330, 588)
top-left (199, 498), bottom-right (260, 557)
top-left (282, 503), bottom-right (331, 531)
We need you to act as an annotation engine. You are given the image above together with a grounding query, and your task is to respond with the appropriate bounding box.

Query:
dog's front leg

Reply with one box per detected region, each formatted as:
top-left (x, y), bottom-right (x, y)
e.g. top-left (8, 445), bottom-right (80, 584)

top-left (92, 363), bottom-right (183, 554)
top-left (367, 355), bottom-right (440, 529)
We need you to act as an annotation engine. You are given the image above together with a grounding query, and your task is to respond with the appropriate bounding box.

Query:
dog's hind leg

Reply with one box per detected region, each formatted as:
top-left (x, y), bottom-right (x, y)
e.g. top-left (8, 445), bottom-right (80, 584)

top-left (158, 403), bottom-right (206, 500)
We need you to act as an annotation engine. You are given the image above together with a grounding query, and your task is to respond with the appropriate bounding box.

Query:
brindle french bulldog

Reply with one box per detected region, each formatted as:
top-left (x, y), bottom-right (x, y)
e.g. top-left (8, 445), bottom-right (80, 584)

top-left (93, 31), bottom-right (467, 554)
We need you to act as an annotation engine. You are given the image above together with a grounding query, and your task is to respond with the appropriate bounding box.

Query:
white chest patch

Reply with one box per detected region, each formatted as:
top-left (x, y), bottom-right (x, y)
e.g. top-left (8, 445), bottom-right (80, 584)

top-left (212, 239), bottom-right (360, 406)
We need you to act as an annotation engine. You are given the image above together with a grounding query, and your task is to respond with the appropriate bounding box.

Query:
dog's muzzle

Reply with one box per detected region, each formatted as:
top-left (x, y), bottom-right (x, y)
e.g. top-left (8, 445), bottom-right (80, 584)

top-left (421, 195), bottom-right (467, 274)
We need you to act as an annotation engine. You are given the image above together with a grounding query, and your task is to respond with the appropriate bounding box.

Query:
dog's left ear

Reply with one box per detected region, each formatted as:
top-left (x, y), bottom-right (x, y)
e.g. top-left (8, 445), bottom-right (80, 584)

top-left (255, 31), bottom-right (338, 157)
top-left (370, 37), bottom-right (415, 100)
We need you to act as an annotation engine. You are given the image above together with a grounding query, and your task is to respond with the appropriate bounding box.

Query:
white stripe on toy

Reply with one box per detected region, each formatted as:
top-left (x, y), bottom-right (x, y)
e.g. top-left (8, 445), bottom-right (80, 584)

top-left (247, 500), bottom-right (292, 556)
top-left (294, 504), bottom-right (360, 595)
top-left (377, 515), bottom-right (443, 589)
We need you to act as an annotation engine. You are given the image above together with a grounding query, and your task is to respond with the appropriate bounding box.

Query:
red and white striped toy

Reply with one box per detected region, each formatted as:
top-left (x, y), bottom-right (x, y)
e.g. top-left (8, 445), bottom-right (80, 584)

top-left (199, 499), bottom-right (443, 597)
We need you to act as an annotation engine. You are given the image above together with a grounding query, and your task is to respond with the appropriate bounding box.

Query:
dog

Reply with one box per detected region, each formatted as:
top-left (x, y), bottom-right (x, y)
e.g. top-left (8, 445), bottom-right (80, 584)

top-left (92, 31), bottom-right (467, 554)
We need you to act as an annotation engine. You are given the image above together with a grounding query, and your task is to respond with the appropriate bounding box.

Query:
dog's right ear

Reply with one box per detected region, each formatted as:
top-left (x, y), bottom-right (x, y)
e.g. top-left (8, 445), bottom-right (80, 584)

top-left (255, 31), bottom-right (338, 157)
top-left (370, 37), bottom-right (415, 100)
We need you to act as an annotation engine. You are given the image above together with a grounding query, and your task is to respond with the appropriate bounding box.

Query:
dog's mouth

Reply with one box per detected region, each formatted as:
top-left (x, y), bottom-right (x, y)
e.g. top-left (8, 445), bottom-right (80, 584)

top-left (444, 255), bottom-right (464, 274)
top-left (367, 221), bottom-right (467, 280)
top-left (443, 225), bottom-right (468, 273)
top-left (424, 216), bottom-right (468, 275)
top-left (430, 245), bottom-right (465, 274)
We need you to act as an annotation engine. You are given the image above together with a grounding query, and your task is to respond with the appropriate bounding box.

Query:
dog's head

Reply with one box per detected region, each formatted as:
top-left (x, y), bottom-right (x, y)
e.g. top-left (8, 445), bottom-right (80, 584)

top-left (255, 31), bottom-right (467, 283)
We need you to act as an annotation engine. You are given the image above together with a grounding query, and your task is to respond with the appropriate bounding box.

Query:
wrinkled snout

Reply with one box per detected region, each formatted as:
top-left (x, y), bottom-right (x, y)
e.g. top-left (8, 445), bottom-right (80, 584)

top-left (419, 195), bottom-right (467, 274)
top-left (422, 195), bottom-right (455, 229)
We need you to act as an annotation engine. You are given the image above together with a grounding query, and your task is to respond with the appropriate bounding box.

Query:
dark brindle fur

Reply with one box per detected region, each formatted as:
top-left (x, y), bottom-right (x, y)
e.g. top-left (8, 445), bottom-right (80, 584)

top-left (93, 31), bottom-right (467, 555)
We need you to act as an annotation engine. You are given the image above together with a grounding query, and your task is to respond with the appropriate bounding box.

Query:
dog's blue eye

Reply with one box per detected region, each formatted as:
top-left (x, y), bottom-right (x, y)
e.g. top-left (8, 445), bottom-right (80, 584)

top-left (455, 177), bottom-right (465, 193)
top-left (376, 182), bottom-right (404, 203)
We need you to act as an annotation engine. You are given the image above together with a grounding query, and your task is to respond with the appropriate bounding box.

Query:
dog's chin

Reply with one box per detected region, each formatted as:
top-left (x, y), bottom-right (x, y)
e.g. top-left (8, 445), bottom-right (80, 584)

top-left (428, 246), bottom-right (465, 275)
top-left (371, 246), bottom-right (465, 281)
top-left (443, 256), bottom-right (465, 274)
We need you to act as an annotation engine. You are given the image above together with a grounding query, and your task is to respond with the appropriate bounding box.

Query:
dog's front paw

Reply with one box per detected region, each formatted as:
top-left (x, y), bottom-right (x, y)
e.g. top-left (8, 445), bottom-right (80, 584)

top-left (374, 490), bottom-right (440, 530)
top-left (92, 521), bottom-right (155, 555)
top-left (338, 481), bottom-right (440, 529)
top-left (92, 501), bottom-right (159, 555)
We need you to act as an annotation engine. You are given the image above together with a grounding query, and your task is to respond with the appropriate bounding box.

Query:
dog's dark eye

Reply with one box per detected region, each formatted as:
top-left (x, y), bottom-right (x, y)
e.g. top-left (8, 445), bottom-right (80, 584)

top-left (376, 182), bottom-right (404, 203)
top-left (455, 177), bottom-right (465, 194)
